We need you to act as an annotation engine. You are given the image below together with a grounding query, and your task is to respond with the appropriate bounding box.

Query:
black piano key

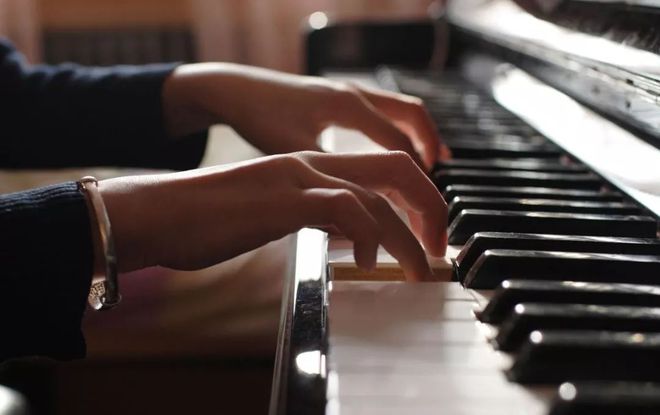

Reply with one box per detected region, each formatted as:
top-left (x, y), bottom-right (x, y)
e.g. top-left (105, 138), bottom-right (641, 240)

top-left (443, 134), bottom-right (543, 146)
top-left (440, 114), bottom-right (534, 124)
top-left (495, 303), bottom-right (660, 352)
top-left (455, 233), bottom-right (660, 282)
top-left (448, 210), bottom-right (656, 245)
top-left (479, 280), bottom-right (660, 324)
top-left (442, 118), bottom-right (531, 128)
top-left (447, 141), bottom-right (562, 159)
top-left (435, 158), bottom-right (588, 173)
top-left (445, 136), bottom-right (555, 147)
top-left (440, 135), bottom-right (557, 146)
top-left (447, 197), bottom-right (640, 224)
top-left (440, 122), bottom-right (537, 136)
top-left (430, 108), bottom-right (519, 121)
top-left (443, 185), bottom-right (623, 203)
top-left (452, 117), bottom-right (529, 127)
top-left (425, 98), bottom-right (503, 112)
top-left (464, 250), bottom-right (660, 289)
top-left (549, 382), bottom-right (660, 415)
top-left (434, 170), bottom-right (602, 191)
top-left (508, 330), bottom-right (660, 384)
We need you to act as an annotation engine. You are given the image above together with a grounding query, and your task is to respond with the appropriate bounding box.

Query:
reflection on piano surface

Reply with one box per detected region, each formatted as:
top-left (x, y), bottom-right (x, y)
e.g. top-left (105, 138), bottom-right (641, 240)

top-left (271, 1), bottom-right (660, 414)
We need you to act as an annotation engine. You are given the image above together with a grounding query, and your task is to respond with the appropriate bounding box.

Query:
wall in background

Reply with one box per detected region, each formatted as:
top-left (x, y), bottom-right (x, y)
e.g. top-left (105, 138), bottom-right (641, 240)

top-left (39, 0), bottom-right (191, 29)
top-left (6, 0), bottom-right (435, 71)
top-left (0, 0), bottom-right (40, 62)
top-left (191, 0), bottom-right (435, 72)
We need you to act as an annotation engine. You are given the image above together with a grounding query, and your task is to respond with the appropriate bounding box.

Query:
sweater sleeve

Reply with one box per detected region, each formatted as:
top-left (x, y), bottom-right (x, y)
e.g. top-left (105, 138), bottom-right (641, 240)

top-left (0, 39), bottom-right (207, 170)
top-left (0, 182), bottom-right (93, 361)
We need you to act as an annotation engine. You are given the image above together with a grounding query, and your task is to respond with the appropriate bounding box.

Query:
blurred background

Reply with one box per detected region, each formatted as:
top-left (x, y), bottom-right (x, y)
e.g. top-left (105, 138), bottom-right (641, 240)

top-left (0, 0), bottom-right (435, 72)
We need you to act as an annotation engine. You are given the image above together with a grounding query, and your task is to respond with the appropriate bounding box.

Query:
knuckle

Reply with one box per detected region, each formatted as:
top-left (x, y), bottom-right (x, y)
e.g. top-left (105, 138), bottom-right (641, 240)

top-left (277, 154), bottom-right (310, 176)
top-left (334, 80), bottom-right (357, 93)
top-left (292, 150), bottom-right (327, 173)
top-left (325, 189), bottom-right (362, 220)
top-left (292, 150), bottom-right (317, 163)
top-left (386, 150), bottom-right (414, 165)
top-left (404, 97), bottom-right (431, 120)
top-left (335, 84), bottom-right (362, 105)
top-left (329, 188), bottom-right (357, 208)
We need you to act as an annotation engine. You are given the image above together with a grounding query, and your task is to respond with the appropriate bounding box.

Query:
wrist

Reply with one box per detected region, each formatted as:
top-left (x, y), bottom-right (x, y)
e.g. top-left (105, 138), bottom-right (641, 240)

top-left (162, 64), bottom-right (225, 138)
top-left (97, 178), bottom-right (151, 273)
top-left (98, 174), bottom-right (190, 273)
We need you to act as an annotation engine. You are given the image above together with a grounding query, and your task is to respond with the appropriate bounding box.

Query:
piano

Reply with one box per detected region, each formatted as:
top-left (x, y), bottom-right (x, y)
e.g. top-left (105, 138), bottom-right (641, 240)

top-left (270, 1), bottom-right (660, 414)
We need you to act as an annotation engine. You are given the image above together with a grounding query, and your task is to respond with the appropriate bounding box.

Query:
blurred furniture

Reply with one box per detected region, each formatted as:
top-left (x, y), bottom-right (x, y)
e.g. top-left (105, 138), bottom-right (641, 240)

top-left (38, 0), bottom-right (194, 64)
top-left (305, 18), bottom-right (435, 75)
top-left (34, 0), bottom-right (435, 70)
top-left (190, 0), bottom-right (436, 72)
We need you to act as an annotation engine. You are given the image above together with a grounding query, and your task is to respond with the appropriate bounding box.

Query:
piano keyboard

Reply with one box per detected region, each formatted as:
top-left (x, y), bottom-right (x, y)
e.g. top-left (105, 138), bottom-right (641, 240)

top-left (323, 68), bottom-right (660, 415)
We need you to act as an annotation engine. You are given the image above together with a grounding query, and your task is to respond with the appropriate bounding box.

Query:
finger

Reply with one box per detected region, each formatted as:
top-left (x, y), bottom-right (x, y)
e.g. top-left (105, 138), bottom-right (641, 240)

top-left (439, 143), bottom-right (452, 161)
top-left (298, 168), bottom-right (433, 281)
top-left (386, 188), bottom-right (447, 258)
top-left (353, 85), bottom-right (445, 168)
top-left (351, 188), bottom-right (432, 281)
top-left (299, 151), bottom-right (448, 257)
top-left (331, 89), bottom-right (426, 169)
top-left (297, 188), bottom-right (380, 271)
top-left (383, 189), bottom-right (424, 236)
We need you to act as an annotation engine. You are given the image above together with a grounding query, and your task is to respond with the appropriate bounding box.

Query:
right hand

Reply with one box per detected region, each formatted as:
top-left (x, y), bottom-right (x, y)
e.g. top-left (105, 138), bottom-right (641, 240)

top-left (98, 151), bottom-right (448, 281)
top-left (163, 63), bottom-right (450, 171)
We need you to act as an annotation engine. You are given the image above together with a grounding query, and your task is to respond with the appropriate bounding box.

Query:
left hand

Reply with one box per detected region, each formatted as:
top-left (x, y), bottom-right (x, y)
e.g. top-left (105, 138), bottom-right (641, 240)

top-left (162, 63), bottom-right (449, 170)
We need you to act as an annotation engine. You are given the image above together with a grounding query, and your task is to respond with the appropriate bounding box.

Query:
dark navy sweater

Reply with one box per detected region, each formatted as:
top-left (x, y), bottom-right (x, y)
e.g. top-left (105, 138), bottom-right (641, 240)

top-left (0, 39), bottom-right (207, 361)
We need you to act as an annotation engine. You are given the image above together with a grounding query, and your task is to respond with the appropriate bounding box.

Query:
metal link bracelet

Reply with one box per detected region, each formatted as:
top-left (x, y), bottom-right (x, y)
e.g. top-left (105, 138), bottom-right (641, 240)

top-left (78, 176), bottom-right (121, 310)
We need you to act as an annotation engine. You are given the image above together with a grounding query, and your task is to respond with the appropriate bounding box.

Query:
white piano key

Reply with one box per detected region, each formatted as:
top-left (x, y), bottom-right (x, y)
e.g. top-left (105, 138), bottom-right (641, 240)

top-left (329, 343), bottom-right (511, 373)
top-left (331, 320), bottom-right (481, 345)
top-left (444, 282), bottom-right (475, 301)
top-left (337, 397), bottom-right (549, 415)
top-left (327, 281), bottom-right (554, 414)
top-left (330, 280), bottom-right (475, 309)
top-left (330, 283), bottom-right (483, 345)
top-left (334, 371), bottom-right (548, 402)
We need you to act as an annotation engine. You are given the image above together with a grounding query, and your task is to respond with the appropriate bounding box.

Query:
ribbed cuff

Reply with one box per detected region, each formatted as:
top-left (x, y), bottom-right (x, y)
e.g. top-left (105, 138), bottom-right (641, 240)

top-left (0, 182), bottom-right (93, 361)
